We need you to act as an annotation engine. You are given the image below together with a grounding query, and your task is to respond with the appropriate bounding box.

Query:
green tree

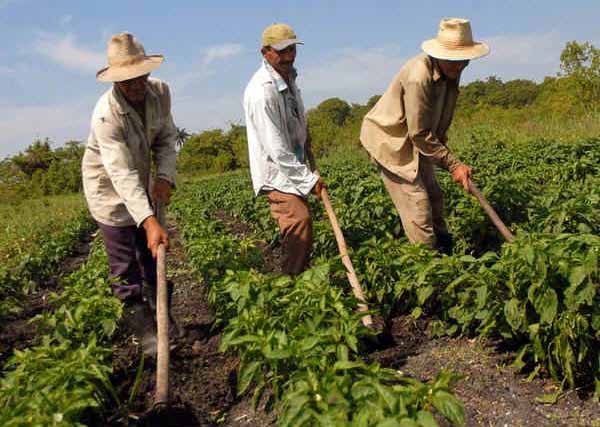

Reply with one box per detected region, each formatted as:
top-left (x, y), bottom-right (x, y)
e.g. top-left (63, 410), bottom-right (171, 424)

top-left (559, 41), bottom-right (600, 112)
top-left (177, 126), bottom-right (241, 174)
top-left (175, 127), bottom-right (191, 149)
top-left (307, 98), bottom-right (352, 157)
top-left (12, 138), bottom-right (55, 177)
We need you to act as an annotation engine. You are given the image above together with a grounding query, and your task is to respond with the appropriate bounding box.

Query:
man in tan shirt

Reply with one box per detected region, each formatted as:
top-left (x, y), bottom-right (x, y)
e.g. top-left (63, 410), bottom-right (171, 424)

top-left (360, 18), bottom-right (489, 253)
top-left (82, 33), bottom-right (177, 352)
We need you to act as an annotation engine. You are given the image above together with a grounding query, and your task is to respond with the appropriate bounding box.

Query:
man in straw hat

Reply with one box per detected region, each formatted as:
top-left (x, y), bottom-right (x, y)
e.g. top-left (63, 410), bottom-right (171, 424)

top-left (243, 23), bottom-right (325, 275)
top-left (360, 18), bottom-right (489, 253)
top-left (82, 32), bottom-right (177, 352)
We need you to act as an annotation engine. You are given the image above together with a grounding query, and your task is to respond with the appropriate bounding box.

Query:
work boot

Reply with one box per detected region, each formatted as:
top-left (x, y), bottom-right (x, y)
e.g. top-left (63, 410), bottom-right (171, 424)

top-left (435, 231), bottom-right (454, 256)
top-left (122, 298), bottom-right (157, 356)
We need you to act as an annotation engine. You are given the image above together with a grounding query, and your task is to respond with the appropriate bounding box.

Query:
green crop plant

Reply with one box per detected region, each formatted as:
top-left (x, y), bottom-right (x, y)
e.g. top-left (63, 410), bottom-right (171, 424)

top-left (0, 239), bottom-right (122, 426)
top-left (175, 135), bottom-right (599, 399)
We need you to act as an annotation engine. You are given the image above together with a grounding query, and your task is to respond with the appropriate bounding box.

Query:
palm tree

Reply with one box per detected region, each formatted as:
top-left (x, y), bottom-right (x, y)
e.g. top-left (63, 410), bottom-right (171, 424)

top-left (175, 127), bottom-right (191, 149)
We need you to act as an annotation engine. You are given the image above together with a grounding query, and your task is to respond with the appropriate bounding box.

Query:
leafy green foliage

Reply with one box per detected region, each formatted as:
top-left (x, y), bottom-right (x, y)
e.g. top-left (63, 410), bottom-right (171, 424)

top-left (172, 180), bottom-right (466, 426)
top-left (177, 124), bottom-right (248, 175)
top-left (559, 40), bottom-right (600, 113)
top-left (1, 139), bottom-right (84, 203)
top-left (177, 131), bottom-right (600, 396)
top-left (0, 204), bottom-right (95, 320)
top-left (0, 240), bottom-right (122, 426)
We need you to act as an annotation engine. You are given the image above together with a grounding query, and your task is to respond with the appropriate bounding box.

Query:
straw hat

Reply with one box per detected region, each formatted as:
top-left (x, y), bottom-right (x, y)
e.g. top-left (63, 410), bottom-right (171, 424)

top-left (96, 32), bottom-right (164, 82)
top-left (421, 18), bottom-right (489, 61)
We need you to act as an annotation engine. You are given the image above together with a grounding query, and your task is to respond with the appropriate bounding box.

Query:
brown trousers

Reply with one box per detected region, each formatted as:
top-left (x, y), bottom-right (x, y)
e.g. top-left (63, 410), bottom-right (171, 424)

top-left (267, 190), bottom-right (312, 275)
top-left (379, 157), bottom-right (448, 248)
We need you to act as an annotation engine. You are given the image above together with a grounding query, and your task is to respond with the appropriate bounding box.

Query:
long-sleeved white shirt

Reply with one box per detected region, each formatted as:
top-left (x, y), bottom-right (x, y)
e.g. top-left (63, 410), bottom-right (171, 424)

top-left (82, 78), bottom-right (177, 227)
top-left (243, 60), bottom-right (318, 197)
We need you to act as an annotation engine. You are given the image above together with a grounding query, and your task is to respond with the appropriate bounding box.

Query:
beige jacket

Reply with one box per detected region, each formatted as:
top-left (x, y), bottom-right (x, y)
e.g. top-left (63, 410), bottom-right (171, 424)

top-left (82, 78), bottom-right (177, 227)
top-left (360, 54), bottom-right (461, 182)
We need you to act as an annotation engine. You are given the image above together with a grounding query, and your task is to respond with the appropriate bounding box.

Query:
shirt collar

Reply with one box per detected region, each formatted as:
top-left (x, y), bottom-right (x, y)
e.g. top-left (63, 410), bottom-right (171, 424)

top-left (262, 59), bottom-right (297, 92)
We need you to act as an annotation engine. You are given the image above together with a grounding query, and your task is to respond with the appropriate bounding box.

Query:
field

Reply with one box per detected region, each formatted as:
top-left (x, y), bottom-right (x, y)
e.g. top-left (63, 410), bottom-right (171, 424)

top-left (0, 134), bottom-right (598, 426)
top-left (0, 194), bottom-right (94, 319)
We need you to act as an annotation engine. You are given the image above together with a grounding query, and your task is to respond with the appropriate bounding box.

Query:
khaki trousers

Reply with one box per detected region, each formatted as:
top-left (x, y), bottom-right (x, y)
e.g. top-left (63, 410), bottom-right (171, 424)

top-left (267, 190), bottom-right (313, 275)
top-left (379, 157), bottom-right (448, 248)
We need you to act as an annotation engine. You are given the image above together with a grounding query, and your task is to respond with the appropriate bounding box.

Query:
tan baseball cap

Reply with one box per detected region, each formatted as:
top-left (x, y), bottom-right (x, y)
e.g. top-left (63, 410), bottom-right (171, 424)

top-left (261, 23), bottom-right (304, 50)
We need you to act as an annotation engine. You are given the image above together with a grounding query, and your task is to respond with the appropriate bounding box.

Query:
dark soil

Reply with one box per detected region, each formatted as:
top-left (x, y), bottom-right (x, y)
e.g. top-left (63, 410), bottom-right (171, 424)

top-left (214, 209), bottom-right (282, 275)
top-left (0, 230), bottom-right (96, 369)
top-left (368, 316), bottom-right (600, 427)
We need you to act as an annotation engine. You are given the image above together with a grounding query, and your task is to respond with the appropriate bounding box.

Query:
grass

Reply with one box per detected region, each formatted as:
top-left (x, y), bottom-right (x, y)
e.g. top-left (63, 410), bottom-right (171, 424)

top-left (450, 108), bottom-right (600, 147)
top-left (0, 193), bottom-right (86, 269)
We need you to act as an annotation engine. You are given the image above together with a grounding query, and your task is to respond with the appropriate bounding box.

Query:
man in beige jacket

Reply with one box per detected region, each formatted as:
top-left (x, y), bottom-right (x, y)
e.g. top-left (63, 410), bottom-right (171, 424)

top-left (360, 18), bottom-right (489, 253)
top-left (82, 32), bottom-right (177, 351)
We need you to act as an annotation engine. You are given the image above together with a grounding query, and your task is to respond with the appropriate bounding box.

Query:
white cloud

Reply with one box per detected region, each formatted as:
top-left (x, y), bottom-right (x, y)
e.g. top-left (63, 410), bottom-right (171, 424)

top-left (202, 43), bottom-right (243, 67)
top-left (299, 45), bottom-right (409, 106)
top-left (60, 14), bottom-right (73, 26)
top-left (468, 31), bottom-right (563, 82)
top-left (170, 43), bottom-right (244, 93)
top-left (0, 66), bottom-right (15, 74)
top-left (0, 101), bottom-right (93, 157)
top-left (33, 33), bottom-right (104, 73)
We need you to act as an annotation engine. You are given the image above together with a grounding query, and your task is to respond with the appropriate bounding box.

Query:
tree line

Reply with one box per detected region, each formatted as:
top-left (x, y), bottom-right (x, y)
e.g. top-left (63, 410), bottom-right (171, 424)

top-left (2, 41), bottom-right (599, 203)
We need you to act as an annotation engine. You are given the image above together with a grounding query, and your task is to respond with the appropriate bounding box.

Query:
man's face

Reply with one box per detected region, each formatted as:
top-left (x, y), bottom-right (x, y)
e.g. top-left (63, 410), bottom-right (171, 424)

top-left (116, 73), bottom-right (149, 103)
top-left (437, 59), bottom-right (469, 80)
top-left (262, 44), bottom-right (297, 76)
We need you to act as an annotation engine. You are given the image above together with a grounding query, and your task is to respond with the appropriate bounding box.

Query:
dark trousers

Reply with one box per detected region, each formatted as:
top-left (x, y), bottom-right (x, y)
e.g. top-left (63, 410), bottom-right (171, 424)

top-left (98, 222), bottom-right (156, 301)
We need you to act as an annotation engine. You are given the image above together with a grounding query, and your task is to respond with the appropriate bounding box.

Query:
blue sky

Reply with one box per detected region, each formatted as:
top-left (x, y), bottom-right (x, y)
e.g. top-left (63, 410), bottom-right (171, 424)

top-left (1, 0), bottom-right (599, 157)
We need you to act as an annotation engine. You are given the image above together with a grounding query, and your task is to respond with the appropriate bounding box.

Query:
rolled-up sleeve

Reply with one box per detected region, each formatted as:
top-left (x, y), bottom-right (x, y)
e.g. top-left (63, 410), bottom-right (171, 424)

top-left (250, 88), bottom-right (317, 196)
top-left (152, 85), bottom-right (177, 186)
top-left (405, 80), bottom-right (461, 172)
top-left (94, 117), bottom-right (154, 226)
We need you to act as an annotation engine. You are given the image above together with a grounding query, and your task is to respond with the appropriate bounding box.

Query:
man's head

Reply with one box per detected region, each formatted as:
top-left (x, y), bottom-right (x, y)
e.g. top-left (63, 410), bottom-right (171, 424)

top-left (421, 18), bottom-right (489, 79)
top-left (437, 59), bottom-right (469, 80)
top-left (261, 23), bottom-right (303, 78)
top-left (96, 32), bottom-right (163, 102)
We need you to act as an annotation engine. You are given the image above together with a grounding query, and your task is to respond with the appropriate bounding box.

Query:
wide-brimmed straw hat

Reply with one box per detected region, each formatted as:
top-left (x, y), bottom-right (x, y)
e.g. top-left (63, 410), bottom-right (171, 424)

top-left (421, 18), bottom-right (489, 61)
top-left (262, 23), bottom-right (304, 50)
top-left (96, 32), bottom-right (164, 82)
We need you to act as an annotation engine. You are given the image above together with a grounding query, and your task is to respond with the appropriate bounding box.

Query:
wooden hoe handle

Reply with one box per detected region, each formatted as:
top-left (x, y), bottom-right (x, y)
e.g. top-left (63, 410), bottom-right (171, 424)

top-left (468, 181), bottom-right (515, 243)
top-left (320, 187), bottom-right (374, 328)
top-left (154, 202), bottom-right (169, 408)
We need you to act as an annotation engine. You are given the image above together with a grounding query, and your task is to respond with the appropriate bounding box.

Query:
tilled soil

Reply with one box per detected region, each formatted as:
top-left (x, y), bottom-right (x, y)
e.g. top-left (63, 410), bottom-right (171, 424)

top-left (368, 316), bottom-right (600, 427)
top-left (0, 230), bottom-right (95, 370)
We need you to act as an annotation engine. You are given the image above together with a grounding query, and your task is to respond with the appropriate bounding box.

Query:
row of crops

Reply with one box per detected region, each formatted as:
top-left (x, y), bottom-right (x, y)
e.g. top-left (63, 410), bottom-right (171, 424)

top-left (0, 195), bottom-right (95, 319)
top-left (172, 187), bottom-right (466, 426)
top-left (0, 239), bottom-right (122, 426)
top-left (0, 195), bottom-right (124, 425)
top-left (172, 135), bottom-right (599, 421)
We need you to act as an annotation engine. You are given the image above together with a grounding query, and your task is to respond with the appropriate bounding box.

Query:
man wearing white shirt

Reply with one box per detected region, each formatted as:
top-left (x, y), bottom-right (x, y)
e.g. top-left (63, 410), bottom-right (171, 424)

top-left (244, 23), bottom-right (325, 275)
